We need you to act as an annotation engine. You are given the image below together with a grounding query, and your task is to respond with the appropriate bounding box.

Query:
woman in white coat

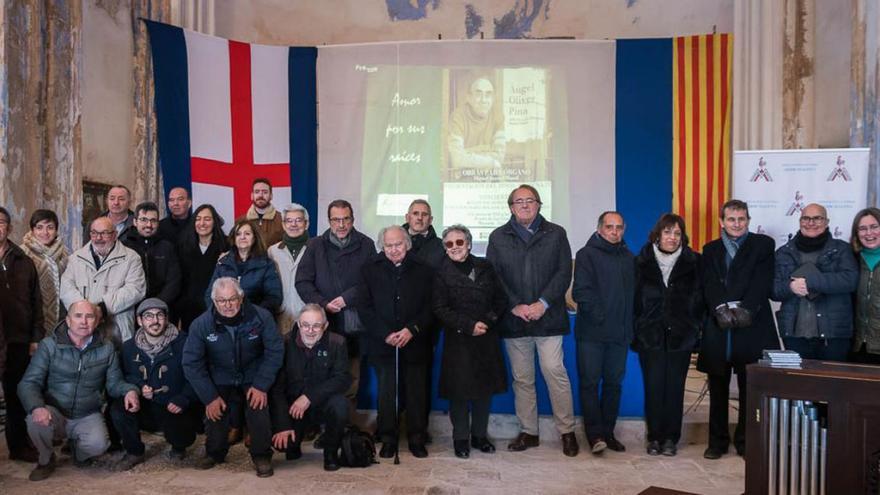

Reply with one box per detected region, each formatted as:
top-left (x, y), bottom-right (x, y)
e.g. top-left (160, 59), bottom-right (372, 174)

top-left (268, 203), bottom-right (310, 334)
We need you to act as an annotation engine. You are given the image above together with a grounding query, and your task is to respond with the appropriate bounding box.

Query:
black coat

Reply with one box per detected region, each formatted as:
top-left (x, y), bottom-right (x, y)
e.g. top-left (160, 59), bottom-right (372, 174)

top-left (119, 226), bottom-right (182, 305)
top-left (0, 242), bottom-right (44, 344)
top-left (486, 216), bottom-right (572, 338)
top-left (270, 329), bottom-right (351, 432)
top-left (175, 235), bottom-right (227, 331)
top-left (698, 233), bottom-right (779, 375)
top-left (572, 232), bottom-right (635, 344)
top-left (360, 253), bottom-right (434, 363)
top-left (120, 329), bottom-right (198, 409)
top-left (295, 229), bottom-right (375, 336)
top-left (157, 214), bottom-right (191, 244)
top-left (404, 224), bottom-right (445, 270)
top-left (633, 243), bottom-right (704, 352)
top-left (433, 255), bottom-right (507, 400)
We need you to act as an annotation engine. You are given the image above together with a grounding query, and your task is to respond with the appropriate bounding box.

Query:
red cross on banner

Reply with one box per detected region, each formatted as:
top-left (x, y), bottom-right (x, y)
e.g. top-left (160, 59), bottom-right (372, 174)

top-left (190, 40), bottom-right (291, 219)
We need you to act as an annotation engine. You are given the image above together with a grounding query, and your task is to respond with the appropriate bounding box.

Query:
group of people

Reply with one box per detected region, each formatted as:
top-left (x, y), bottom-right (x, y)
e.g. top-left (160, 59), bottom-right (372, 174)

top-left (1, 179), bottom-right (879, 481)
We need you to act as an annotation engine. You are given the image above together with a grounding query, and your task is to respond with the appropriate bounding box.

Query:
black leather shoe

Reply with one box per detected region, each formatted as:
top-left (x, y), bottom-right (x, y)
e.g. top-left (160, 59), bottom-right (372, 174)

top-left (253, 456), bottom-right (273, 478)
top-left (454, 440), bottom-right (470, 459)
top-left (471, 436), bottom-right (496, 453)
top-left (735, 444), bottom-right (745, 456)
top-left (379, 443), bottom-right (397, 459)
top-left (661, 439), bottom-right (677, 456)
top-left (562, 432), bottom-right (579, 457)
top-left (409, 443), bottom-right (428, 458)
top-left (507, 432), bottom-right (540, 452)
top-left (646, 441), bottom-right (661, 456)
top-left (606, 436), bottom-right (626, 452)
top-left (323, 451), bottom-right (340, 471)
top-left (703, 446), bottom-right (727, 459)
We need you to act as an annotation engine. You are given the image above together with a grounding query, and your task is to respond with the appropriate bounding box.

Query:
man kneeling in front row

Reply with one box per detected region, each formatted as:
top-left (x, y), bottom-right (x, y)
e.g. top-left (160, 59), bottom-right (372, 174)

top-left (18, 300), bottom-right (139, 481)
top-left (110, 298), bottom-right (199, 470)
top-left (271, 303), bottom-right (351, 471)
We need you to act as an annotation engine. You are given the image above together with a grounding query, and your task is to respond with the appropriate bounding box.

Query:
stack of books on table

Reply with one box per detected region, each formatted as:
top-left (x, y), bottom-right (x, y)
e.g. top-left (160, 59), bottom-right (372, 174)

top-left (758, 349), bottom-right (803, 368)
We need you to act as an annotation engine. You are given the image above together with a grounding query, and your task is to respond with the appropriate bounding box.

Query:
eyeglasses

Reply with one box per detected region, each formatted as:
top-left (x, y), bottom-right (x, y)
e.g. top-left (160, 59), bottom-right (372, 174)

top-left (329, 217), bottom-right (352, 225)
top-left (510, 198), bottom-right (539, 206)
top-left (89, 230), bottom-right (115, 238)
top-left (444, 239), bottom-right (466, 248)
top-left (283, 218), bottom-right (306, 225)
top-left (213, 296), bottom-right (241, 305)
top-left (800, 215), bottom-right (827, 224)
top-left (141, 311), bottom-right (166, 321)
top-left (299, 322), bottom-right (325, 331)
top-left (137, 217), bottom-right (159, 224)
top-left (858, 224), bottom-right (880, 233)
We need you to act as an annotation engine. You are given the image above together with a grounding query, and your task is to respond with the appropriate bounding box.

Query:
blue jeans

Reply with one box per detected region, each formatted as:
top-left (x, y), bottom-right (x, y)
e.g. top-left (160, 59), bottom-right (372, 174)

top-left (576, 340), bottom-right (628, 441)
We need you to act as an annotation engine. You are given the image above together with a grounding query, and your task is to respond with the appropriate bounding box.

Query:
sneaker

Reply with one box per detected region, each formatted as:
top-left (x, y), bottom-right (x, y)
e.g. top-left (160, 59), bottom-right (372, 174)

top-left (253, 456), bottom-right (273, 478)
top-left (28, 454), bottom-right (56, 482)
top-left (590, 437), bottom-right (607, 455)
top-left (111, 453), bottom-right (145, 472)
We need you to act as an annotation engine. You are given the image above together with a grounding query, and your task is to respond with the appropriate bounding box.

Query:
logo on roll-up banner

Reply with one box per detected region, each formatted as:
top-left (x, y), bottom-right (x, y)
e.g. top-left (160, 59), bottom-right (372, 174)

top-left (786, 191), bottom-right (806, 216)
top-left (827, 155), bottom-right (852, 182)
top-left (749, 156), bottom-right (773, 182)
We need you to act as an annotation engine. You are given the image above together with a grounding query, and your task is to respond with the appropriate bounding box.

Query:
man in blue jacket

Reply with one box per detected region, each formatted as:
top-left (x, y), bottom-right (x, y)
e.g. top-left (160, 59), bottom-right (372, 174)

top-left (110, 298), bottom-right (198, 471)
top-left (183, 277), bottom-right (284, 477)
top-left (572, 211), bottom-right (635, 455)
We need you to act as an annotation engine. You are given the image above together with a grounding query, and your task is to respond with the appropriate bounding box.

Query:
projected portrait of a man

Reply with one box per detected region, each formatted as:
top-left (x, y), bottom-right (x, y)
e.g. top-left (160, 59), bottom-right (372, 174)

top-left (447, 77), bottom-right (506, 170)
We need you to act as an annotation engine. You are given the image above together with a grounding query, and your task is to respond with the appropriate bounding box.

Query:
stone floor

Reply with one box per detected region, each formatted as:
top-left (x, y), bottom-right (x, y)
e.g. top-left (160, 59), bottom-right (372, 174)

top-left (0, 366), bottom-right (745, 494)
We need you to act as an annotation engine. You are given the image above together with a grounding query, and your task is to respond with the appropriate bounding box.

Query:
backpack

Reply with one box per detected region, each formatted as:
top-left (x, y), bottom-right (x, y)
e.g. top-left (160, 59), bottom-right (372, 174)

top-left (337, 427), bottom-right (378, 467)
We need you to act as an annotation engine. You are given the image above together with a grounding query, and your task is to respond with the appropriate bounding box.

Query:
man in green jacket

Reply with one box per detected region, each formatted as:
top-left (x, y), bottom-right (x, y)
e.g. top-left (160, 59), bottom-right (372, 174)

top-left (18, 300), bottom-right (139, 481)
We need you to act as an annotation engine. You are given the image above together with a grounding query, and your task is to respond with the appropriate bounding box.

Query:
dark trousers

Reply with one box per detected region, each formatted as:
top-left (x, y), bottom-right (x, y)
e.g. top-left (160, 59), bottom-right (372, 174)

top-left (707, 363), bottom-right (747, 452)
top-left (783, 337), bottom-right (849, 361)
top-left (850, 343), bottom-right (880, 364)
top-left (576, 340), bottom-right (628, 441)
top-left (375, 359), bottom-right (428, 446)
top-left (204, 386), bottom-right (272, 461)
top-left (448, 397), bottom-right (491, 441)
top-left (110, 399), bottom-right (197, 455)
top-left (284, 394), bottom-right (349, 456)
top-left (3, 343), bottom-right (33, 453)
top-left (638, 349), bottom-right (691, 444)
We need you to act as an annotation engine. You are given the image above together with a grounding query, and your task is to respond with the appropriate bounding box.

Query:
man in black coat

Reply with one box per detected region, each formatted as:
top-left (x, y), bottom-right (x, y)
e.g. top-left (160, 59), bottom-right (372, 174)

top-left (699, 199), bottom-right (778, 459)
top-left (295, 199), bottom-right (375, 407)
top-left (486, 185), bottom-right (578, 457)
top-left (157, 187), bottom-right (192, 243)
top-left (361, 225), bottom-right (434, 459)
top-left (270, 303), bottom-right (351, 471)
top-left (119, 201), bottom-right (182, 315)
top-left (572, 211), bottom-right (634, 455)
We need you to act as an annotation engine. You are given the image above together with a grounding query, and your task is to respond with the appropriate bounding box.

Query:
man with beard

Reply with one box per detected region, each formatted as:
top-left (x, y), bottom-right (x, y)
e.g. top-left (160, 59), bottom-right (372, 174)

top-left (19, 300), bottom-right (139, 481)
top-left (157, 187), bottom-right (192, 243)
top-left (110, 298), bottom-right (198, 470)
top-left (296, 199), bottom-right (375, 409)
top-left (270, 303), bottom-right (351, 471)
top-left (60, 217), bottom-right (146, 343)
top-left (773, 203), bottom-right (858, 361)
top-left (236, 178), bottom-right (284, 246)
top-left (183, 277), bottom-right (284, 477)
top-left (120, 201), bottom-right (182, 311)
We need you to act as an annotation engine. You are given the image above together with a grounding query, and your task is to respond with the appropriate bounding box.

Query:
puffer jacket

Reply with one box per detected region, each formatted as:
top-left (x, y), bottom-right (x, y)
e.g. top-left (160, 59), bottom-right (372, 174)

top-left (633, 243), bottom-right (703, 352)
top-left (120, 327), bottom-right (198, 408)
top-left (267, 242), bottom-right (307, 335)
top-left (773, 237), bottom-right (858, 339)
top-left (59, 242), bottom-right (146, 342)
top-left (18, 322), bottom-right (136, 418)
top-left (572, 232), bottom-right (635, 343)
top-left (854, 255), bottom-right (880, 353)
top-left (204, 253), bottom-right (282, 313)
top-left (486, 216), bottom-right (572, 338)
top-left (182, 303), bottom-right (284, 405)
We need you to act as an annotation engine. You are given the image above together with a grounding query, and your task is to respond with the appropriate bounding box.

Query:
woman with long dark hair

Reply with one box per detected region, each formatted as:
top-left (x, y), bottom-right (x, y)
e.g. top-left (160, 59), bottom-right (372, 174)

top-left (633, 213), bottom-right (703, 456)
top-left (176, 204), bottom-right (228, 331)
top-left (851, 207), bottom-right (880, 364)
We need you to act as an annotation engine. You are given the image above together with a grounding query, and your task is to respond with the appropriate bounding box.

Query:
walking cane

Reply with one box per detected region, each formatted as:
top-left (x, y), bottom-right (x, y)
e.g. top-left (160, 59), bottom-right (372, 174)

top-left (394, 344), bottom-right (401, 465)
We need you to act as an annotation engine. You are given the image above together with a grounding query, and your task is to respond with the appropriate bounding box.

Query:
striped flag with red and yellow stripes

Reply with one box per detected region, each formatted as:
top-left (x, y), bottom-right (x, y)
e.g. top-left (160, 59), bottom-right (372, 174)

top-left (672, 34), bottom-right (733, 251)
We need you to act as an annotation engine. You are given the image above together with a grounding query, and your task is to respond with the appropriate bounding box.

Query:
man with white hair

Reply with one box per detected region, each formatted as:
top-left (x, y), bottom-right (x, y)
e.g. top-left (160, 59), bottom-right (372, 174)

top-left (183, 277), bottom-right (284, 477)
top-left (268, 203), bottom-right (310, 334)
top-left (60, 216), bottom-right (146, 343)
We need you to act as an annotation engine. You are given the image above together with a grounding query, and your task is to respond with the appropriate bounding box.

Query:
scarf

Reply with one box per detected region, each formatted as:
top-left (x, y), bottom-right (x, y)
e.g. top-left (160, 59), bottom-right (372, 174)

top-left (510, 214), bottom-right (543, 243)
top-left (862, 246), bottom-right (880, 271)
top-left (652, 243), bottom-right (682, 286)
top-left (134, 324), bottom-right (179, 360)
top-left (328, 231), bottom-right (351, 249)
top-left (720, 229), bottom-right (747, 268)
top-left (283, 231), bottom-right (309, 258)
top-left (21, 231), bottom-right (70, 335)
top-left (794, 229), bottom-right (830, 253)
